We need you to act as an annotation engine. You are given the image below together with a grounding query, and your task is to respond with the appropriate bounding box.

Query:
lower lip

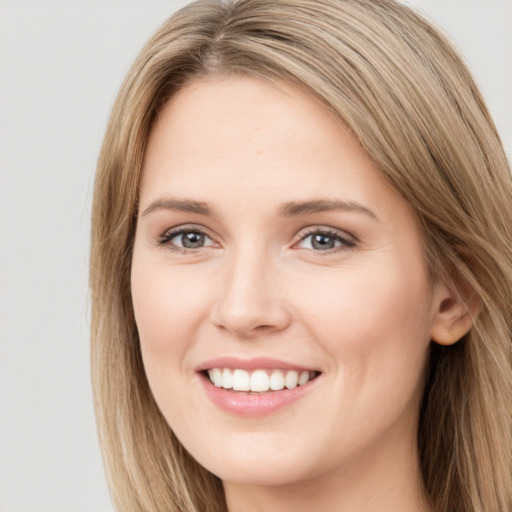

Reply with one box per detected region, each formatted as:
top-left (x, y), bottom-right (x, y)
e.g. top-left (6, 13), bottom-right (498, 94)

top-left (199, 373), bottom-right (320, 417)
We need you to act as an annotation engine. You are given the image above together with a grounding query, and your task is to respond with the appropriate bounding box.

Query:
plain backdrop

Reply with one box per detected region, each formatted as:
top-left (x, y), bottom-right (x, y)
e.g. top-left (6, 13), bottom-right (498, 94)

top-left (0, 1), bottom-right (510, 511)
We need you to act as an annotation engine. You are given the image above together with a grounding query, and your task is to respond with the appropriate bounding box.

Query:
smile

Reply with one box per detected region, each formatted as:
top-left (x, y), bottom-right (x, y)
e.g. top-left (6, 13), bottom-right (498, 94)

top-left (197, 358), bottom-right (322, 416)
top-left (207, 368), bottom-right (319, 392)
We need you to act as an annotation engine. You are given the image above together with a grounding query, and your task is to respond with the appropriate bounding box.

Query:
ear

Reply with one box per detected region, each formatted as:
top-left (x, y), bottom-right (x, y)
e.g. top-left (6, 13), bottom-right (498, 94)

top-left (430, 280), bottom-right (482, 346)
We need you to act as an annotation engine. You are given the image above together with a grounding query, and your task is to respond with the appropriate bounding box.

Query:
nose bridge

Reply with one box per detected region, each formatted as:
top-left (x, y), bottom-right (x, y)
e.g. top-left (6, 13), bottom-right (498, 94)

top-left (210, 240), bottom-right (289, 336)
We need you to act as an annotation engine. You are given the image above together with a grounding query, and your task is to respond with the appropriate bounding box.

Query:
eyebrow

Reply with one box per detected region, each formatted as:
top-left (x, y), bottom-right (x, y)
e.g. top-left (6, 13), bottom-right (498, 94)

top-left (142, 198), bottom-right (213, 217)
top-left (280, 199), bottom-right (378, 220)
top-left (141, 197), bottom-right (378, 221)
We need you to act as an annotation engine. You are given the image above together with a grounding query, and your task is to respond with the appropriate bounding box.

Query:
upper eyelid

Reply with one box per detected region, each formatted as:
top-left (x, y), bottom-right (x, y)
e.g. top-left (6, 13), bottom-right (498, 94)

top-left (295, 225), bottom-right (358, 243)
top-left (161, 224), bottom-right (214, 238)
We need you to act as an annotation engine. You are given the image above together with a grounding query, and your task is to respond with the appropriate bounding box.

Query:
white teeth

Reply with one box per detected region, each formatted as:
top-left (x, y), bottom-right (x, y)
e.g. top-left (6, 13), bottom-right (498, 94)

top-left (284, 370), bottom-right (298, 389)
top-left (222, 368), bottom-right (233, 389)
top-left (211, 368), bottom-right (223, 387)
top-left (298, 370), bottom-right (310, 386)
top-left (207, 368), bottom-right (316, 392)
top-left (270, 370), bottom-right (285, 390)
top-left (250, 370), bottom-right (270, 392)
top-left (232, 369), bottom-right (250, 391)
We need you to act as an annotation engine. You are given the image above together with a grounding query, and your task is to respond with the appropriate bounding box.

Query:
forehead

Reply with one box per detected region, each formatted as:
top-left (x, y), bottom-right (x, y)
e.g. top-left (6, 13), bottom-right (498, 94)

top-left (144, 75), bottom-right (347, 173)
top-left (140, 75), bottom-right (408, 225)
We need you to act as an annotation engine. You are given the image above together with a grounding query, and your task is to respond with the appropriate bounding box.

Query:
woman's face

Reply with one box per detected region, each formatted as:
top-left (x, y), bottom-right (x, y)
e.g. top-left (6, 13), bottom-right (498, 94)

top-left (131, 75), bottom-right (446, 488)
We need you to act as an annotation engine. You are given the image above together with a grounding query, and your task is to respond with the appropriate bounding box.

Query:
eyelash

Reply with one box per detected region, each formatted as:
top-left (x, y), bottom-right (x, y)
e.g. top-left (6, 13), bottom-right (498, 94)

top-left (296, 227), bottom-right (357, 254)
top-left (157, 226), bottom-right (357, 254)
top-left (157, 226), bottom-right (215, 254)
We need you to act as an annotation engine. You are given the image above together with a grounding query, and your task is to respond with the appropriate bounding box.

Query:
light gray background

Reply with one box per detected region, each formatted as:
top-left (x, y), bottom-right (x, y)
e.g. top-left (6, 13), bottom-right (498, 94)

top-left (0, 1), bottom-right (510, 511)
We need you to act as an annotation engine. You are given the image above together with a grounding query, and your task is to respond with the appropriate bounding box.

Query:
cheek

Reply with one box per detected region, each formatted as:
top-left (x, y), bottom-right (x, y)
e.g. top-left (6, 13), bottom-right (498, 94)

top-left (292, 259), bottom-right (433, 389)
top-left (283, 260), bottom-right (434, 462)
top-left (130, 259), bottom-right (215, 435)
top-left (299, 259), bottom-right (430, 327)
top-left (130, 257), bottom-right (212, 398)
top-left (132, 261), bottom-right (206, 343)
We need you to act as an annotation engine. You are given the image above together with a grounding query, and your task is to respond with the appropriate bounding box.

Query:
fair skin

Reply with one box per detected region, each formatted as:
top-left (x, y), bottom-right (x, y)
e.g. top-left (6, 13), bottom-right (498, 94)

top-left (131, 75), bottom-right (470, 512)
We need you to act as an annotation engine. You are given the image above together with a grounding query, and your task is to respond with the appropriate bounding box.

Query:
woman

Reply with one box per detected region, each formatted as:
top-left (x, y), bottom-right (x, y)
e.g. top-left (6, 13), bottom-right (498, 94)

top-left (90, 1), bottom-right (512, 511)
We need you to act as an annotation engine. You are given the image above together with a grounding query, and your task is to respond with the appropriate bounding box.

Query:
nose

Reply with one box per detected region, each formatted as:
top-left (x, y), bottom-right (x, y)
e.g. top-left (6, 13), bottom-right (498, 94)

top-left (209, 247), bottom-right (291, 338)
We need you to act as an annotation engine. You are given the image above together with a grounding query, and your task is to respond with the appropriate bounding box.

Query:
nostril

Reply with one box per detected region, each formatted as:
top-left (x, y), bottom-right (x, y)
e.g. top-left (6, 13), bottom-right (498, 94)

top-left (254, 324), bottom-right (274, 331)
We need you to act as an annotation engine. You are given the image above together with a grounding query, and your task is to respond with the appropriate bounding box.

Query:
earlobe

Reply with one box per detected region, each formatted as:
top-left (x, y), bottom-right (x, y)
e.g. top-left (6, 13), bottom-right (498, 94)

top-left (430, 284), bottom-right (482, 346)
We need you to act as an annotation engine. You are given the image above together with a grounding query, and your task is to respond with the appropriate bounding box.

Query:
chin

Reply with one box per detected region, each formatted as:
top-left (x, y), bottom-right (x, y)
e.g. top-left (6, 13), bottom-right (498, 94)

top-left (206, 458), bottom-right (311, 487)
top-left (184, 432), bottom-right (320, 487)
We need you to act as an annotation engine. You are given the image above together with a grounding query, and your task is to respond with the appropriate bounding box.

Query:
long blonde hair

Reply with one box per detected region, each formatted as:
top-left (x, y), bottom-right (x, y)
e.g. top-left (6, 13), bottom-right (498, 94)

top-left (90, 1), bottom-right (512, 510)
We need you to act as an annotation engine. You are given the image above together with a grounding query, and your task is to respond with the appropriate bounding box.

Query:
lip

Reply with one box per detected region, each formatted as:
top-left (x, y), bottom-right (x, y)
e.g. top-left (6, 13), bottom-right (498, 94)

top-left (195, 356), bottom-right (320, 373)
top-left (196, 357), bottom-right (321, 417)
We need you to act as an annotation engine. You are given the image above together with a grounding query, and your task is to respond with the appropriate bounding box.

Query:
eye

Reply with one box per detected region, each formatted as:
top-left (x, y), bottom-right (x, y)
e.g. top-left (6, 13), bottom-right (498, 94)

top-left (159, 227), bottom-right (216, 251)
top-left (297, 229), bottom-right (356, 252)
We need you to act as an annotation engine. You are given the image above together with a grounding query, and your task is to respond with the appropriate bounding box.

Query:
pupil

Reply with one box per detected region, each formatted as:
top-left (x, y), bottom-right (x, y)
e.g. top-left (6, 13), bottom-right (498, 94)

top-left (312, 233), bottom-right (334, 250)
top-left (182, 231), bottom-right (204, 248)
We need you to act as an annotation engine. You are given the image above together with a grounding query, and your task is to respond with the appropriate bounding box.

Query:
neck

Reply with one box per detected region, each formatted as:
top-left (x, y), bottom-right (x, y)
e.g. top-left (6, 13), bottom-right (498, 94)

top-left (223, 424), bottom-right (432, 512)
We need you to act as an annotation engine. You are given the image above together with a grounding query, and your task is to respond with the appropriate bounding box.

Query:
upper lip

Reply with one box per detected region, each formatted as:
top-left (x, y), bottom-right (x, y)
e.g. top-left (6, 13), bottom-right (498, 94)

top-left (195, 356), bottom-right (320, 373)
